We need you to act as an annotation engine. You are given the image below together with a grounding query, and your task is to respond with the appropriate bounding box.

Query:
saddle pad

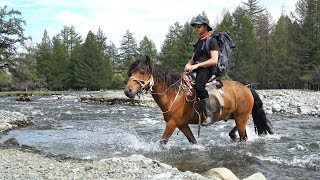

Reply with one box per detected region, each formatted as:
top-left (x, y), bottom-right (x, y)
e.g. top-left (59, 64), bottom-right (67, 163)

top-left (208, 88), bottom-right (224, 112)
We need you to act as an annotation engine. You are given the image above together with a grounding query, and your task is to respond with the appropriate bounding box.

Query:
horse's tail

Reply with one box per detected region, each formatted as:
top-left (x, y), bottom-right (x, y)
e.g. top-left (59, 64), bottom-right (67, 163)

top-left (250, 89), bottom-right (274, 135)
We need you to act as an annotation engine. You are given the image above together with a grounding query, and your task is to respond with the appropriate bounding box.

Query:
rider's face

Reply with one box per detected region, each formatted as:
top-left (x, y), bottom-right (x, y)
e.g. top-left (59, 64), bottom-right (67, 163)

top-left (195, 24), bottom-right (207, 36)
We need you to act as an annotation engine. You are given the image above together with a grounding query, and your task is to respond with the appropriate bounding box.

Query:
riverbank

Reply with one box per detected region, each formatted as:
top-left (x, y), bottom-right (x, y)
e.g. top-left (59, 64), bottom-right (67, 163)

top-left (0, 147), bottom-right (265, 180)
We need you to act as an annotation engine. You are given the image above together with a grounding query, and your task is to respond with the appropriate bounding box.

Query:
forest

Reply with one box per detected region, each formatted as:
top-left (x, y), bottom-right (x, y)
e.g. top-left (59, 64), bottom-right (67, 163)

top-left (0, 0), bottom-right (319, 91)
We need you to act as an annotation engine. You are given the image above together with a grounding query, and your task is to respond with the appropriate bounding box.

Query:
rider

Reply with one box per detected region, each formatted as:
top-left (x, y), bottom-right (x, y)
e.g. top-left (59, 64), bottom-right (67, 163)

top-left (184, 15), bottom-right (219, 126)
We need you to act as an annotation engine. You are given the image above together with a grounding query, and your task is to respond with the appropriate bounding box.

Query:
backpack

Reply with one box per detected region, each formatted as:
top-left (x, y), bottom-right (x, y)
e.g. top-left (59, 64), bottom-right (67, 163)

top-left (205, 31), bottom-right (235, 76)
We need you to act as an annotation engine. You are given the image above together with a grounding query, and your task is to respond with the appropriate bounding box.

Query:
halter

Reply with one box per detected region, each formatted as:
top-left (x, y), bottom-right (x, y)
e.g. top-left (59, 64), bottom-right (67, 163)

top-left (129, 74), bottom-right (154, 91)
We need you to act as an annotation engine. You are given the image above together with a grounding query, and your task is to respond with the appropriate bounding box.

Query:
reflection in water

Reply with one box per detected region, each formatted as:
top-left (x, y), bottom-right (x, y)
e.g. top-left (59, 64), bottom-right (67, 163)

top-left (0, 94), bottom-right (319, 179)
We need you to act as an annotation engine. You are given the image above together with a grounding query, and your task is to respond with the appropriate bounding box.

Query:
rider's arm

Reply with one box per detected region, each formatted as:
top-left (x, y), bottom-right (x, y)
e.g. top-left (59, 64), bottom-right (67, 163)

top-left (194, 50), bottom-right (218, 68)
top-left (184, 54), bottom-right (195, 72)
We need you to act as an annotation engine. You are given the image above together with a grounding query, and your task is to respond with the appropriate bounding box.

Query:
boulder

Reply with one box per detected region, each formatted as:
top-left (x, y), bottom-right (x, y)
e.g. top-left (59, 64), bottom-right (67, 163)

top-left (204, 167), bottom-right (239, 180)
top-left (297, 106), bottom-right (310, 115)
top-left (243, 172), bottom-right (266, 180)
top-left (0, 122), bottom-right (12, 133)
top-left (272, 103), bottom-right (282, 113)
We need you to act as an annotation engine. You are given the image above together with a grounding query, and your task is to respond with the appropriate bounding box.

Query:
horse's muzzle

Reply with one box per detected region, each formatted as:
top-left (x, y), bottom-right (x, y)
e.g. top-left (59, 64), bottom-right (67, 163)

top-left (124, 86), bottom-right (136, 99)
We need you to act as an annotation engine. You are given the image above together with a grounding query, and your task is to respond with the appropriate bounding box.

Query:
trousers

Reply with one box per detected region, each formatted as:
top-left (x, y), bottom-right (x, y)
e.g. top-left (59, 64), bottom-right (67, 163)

top-left (194, 67), bottom-right (214, 100)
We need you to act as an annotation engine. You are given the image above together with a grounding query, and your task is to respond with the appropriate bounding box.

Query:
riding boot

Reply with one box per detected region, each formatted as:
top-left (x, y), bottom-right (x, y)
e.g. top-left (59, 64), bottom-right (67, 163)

top-left (200, 98), bottom-right (214, 126)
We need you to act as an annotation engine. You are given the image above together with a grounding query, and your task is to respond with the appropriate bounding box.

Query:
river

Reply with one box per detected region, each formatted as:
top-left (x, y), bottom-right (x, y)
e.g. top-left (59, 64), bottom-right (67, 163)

top-left (0, 92), bottom-right (319, 179)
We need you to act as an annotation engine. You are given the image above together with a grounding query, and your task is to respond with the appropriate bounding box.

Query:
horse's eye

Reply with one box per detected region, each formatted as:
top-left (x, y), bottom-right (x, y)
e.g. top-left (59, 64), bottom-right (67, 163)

top-left (140, 71), bottom-right (145, 75)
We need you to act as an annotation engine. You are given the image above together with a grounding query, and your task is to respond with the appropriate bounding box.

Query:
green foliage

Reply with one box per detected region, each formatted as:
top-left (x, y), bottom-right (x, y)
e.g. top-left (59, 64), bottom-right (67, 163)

top-left (220, 7), bottom-right (259, 83)
top-left (242, 0), bottom-right (265, 24)
top-left (0, 6), bottom-right (28, 60)
top-left (138, 36), bottom-right (157, 59)
top-left (0, 69), bottom-right (11, 87)
top-left (159, 22), bottom-right (194, 73)
top-left (109, 73), bottom-right (126, 89)
top-left (118, 30), bottom-right (138, 72)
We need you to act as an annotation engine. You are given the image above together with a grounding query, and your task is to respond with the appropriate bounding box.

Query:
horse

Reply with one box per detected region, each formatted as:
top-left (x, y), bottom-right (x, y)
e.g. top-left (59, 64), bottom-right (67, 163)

top-left (124, 56), bottom-right (273, 144)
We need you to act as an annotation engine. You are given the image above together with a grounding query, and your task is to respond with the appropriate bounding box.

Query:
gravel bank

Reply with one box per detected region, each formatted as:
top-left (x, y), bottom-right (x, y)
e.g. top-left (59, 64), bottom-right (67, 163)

top-left (0, 148), bottom-right (209, 180)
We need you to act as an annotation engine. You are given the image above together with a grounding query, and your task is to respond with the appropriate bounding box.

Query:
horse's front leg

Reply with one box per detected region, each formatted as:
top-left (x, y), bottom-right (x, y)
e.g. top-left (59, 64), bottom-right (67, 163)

top-left (159, 120), bottom-right (177, 145)
top-left (178, 125), bottom-right (197, 144)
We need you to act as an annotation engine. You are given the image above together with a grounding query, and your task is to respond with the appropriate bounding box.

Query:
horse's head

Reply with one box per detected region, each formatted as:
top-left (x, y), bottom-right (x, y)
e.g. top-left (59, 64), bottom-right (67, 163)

top-left (124, 56), bottom-right (154, 99)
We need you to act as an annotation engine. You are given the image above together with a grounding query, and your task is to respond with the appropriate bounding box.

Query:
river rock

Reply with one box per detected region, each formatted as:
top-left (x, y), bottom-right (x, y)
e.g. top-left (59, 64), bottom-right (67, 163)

top-left (272, 103), bottom-right (282, 112)
top-left (204, 167), bottom-right (239, 180)
top-left (297, 106), bottom-right (310, 115)
top-left (243, 172), bottom-right (266, 180)
top-left (0, 122), bottom-right (12, 133)
top-left (0, 110), bottom-right (34, 134)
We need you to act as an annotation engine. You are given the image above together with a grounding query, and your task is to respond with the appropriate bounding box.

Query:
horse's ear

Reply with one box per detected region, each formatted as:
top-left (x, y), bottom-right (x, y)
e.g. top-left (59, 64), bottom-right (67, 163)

top-left (145, 55), bottom-right (152, 66)
top-left (131, 57), bottom-right (136, 63)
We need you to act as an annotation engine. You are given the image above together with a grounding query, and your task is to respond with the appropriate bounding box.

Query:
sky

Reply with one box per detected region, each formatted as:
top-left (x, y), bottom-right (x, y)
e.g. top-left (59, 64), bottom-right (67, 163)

top-left (1, 0), bottom-right (299, 50)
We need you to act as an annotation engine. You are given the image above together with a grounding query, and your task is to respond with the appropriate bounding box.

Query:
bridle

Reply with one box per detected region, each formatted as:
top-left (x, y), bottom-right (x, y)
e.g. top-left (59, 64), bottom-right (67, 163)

top-left (129, 74), bottom-right (154, 92)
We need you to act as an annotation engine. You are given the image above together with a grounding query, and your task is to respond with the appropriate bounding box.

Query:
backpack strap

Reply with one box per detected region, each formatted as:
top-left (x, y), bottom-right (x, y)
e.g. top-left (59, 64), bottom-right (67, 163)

top-left (205, 36), bottom-right (212, 58)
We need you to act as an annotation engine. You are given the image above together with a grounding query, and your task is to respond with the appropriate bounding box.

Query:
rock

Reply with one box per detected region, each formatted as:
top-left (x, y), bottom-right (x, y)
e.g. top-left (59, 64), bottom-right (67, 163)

top-left (243, 172), bottom-right (266, 180)
top-left (152, 172), bottom-right (172, 179)
top-left (15, 93), bottom-right (31, 101)
top-left (204, 167), bottom-right (239, 180)
top-left (3, 138), bottom-right (19, 146)
top-left (0, 122), bottom-right (12, 133)
top-left (272, 103), bottom-right (282, 112)
top-left (297, 106), bottom-right (310, 115)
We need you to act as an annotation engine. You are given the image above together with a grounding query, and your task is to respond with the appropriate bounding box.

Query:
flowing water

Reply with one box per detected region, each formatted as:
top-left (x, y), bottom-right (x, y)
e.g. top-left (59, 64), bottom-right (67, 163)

top-left (0, 93), bottom-right (319, 179)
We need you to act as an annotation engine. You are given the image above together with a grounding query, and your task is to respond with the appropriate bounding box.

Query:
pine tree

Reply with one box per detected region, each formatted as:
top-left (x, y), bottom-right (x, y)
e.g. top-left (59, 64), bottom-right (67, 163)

top-left (48, 36), bottom-right (69, 90)
top-left (295, 0), bottom-right (320, 84)
top-left (35, 30), bottom-right (52, 89)
top-left (255, 11), bottom-right (274, 88)
top-left (138, 36), bottom-right (157, 59)
top-left (242, 0), bottom-right (265, 25)
top-left (269, 15), bottom-right (298, 88)
top-left (0, 6), bottom-right (28, 61)
top-left (118, 30), bottom-right (138, 72)
top-left (59, 26), bottom-right (82, 55)
top-left (227, 7), bottom-right (259, 84)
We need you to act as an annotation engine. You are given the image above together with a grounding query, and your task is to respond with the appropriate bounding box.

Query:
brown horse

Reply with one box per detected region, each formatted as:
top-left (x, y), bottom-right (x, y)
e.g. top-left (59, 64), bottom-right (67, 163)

top-left (124, 56), bottom-right (273, 144)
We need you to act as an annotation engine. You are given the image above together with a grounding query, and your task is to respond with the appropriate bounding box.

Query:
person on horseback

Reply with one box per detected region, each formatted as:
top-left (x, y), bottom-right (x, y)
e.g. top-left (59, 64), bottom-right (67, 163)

top-left (184, 15), bottom-right (219, 126)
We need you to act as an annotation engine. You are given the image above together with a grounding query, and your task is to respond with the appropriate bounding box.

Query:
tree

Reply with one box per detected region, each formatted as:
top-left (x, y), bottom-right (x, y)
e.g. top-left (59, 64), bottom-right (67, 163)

top-left (295, 0), bottom-right (320, 84)
top-left (138, 36), bottom-right (157, 59)
top-left (35, 29), bottom-right (52, 88)
top-left (224, 7), bottom-right (259, 84)
top-left (59, 25), bottom-right (82, 55)
top-left (0, 6), bottom-right (28, 62)
top-left (159, 22), bottom-right (194, 73)
top-left (47, 36), bottom-right (69, 90)
top-left (118, 30), bottom-right (138, 72)
top-left (255, 11), bottom-right (274, 88)
top-left (242, 0), bottom-right (265, 25)
top-left (269, 15), bottom-right (300, 88)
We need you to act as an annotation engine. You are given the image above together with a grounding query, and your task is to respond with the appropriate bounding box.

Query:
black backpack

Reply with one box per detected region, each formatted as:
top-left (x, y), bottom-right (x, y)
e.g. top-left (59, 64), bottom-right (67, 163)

top-left (205, 31), bottom-right (235, 76)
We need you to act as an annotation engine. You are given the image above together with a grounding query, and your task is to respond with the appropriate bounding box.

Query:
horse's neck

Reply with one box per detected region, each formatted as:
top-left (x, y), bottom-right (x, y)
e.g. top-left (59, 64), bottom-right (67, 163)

top-left (151, 82), bottom-right (175, 110)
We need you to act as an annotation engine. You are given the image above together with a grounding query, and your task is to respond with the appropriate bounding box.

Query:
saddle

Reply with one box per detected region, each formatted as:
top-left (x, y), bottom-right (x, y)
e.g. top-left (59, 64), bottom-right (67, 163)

top-left (182, 73), bottom-right (224, 114)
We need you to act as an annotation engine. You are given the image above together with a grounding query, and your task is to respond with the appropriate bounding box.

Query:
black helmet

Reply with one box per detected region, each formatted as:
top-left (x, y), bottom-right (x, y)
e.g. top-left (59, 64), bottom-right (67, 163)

top-left (190, 15), bottom-right (213, 31)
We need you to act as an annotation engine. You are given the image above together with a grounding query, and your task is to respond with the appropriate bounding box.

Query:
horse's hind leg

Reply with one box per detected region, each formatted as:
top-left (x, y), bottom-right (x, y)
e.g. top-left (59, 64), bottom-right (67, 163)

top-left (235, 115), bottom-right (250, 142)
top-left (229, 126), bottom-right (237, 141)
top-left (178, 125), bottom-right (197, 144)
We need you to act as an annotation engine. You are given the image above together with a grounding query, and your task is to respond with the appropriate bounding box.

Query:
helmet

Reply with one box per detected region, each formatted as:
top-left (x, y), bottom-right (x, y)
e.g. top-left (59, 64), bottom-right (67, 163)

top-left (190, 15), bottom-right (213, 31)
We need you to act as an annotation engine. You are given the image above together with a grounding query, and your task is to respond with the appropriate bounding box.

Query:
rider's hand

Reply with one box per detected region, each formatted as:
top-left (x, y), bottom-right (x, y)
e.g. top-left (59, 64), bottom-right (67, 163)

top-left (184, 64), bottom-right (192, 72)
top-left (185, 64), bottom-right (199, 72)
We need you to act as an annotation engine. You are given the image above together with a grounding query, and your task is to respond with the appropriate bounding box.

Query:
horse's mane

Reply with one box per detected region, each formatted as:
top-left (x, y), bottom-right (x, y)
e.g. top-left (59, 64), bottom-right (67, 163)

top-left (128, 58), bottom-right (181, 92)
